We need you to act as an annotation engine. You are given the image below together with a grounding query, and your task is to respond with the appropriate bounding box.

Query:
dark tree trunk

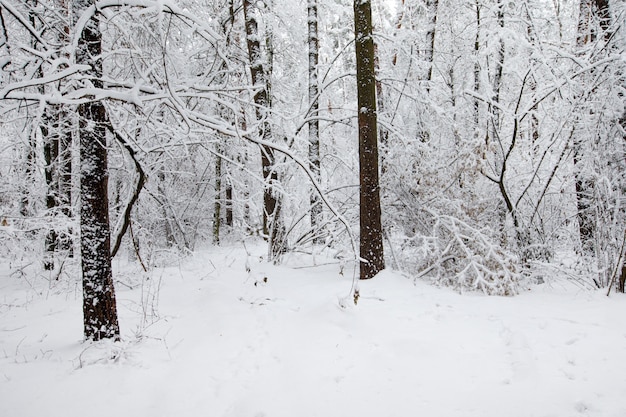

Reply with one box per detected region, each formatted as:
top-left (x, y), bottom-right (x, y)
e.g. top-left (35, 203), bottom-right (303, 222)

top-left (354, 0), bottom-right (384, 279)
top-left (618, 252), bottom-right (626, 293)
top-left (473, 0), bottom-right (481, 129)
top-left (225, 183), bottom-right (233, 227)
top-left (76, 1), bottom-right (119, 341)
top-left (34, 0), bottom-right (74, 270)
top-left (58, 108), bottom-right (73, 255)
top-left (243, 0), bottom-right (285, 258)
top-left (213, 144), bottom-right (222, 245)
top-left (20, 0), bottom-right (39, 218)
top-left (43, 104), bottom-right (74, 270)
top-left (42, 111), bottom-right (59, 270)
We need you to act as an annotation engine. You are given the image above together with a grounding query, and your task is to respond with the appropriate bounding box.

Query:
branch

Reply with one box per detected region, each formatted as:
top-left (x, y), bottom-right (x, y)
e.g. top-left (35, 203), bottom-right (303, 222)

top-left (0, 0), bottom-right (48, 47)
top-left (107, 124), bottom-right (147, 259)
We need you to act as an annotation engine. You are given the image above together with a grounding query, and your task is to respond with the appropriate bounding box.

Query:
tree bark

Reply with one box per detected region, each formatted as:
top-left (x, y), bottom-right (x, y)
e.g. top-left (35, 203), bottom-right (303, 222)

top-left (473, 0), bottom-right (481, 129)
top-left (34, 0), bottom-right (75, 270)
top-left (354, 0), bottom-right (384, 279)
top-left (308, 0), bottom-right (323, 244)
top-left (42, 110), bottom-right (59, 270)
top-left (76, 1), bottom-right (119, 341)
top-left (243, 0), bottom-right (285, 258)
top-left (618, 257), bottom-right (626, 293)
top-left (213, 143), bottom-right (222, 245)
top-left (489, 0), bottom-right (505, 145)
top-left (425, 0), bottom-right (438, 86)
top-left (225, 181), bottom-right (233, 227)
top-left (20, 0), bottom-right (39, 218)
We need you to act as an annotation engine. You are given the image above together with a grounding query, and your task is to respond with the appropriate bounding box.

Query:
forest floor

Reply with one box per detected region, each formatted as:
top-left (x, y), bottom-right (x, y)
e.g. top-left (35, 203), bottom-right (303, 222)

top-left (1, 241), bottom-right (625, 417)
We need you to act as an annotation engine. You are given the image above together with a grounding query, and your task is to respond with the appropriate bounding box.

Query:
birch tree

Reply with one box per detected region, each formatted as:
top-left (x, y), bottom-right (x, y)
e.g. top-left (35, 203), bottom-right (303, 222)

top-left (308, 0), bottom-right (323, 244)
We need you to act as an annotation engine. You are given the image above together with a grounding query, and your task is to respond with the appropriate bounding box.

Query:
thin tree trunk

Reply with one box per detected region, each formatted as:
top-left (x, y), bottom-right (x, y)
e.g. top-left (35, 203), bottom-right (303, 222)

top-left (354, 0), bottom-right (384, 279)
top-left (14, 0), bottom-right (37, 218)
top-left (29, 1), bottom-right (57, 269)
top-left (57, 107), bottom-right (73, 255)
top-left (473, 0), bottom-right (481, 130)
top-left (225, 182), bottom-right (233, 227)
top-left (525, 8), bottom-right (540, 146)
top-left (222, 3), bottom-right (234, 234)
top-left (308, 0), bottom-right (323, 244)
top-left (42, 110), bottom-right (73, 270)
top-left (37, 0), bottom-right (74, 269)
top-left (213, 143), bottom-right (222, 245)
top-left (374, 43), bottom-right (388, 174)
top-left (76, 0), bottom-right (119, 341)
top-left (618, 257), bottom-right (626, 293)
top-left (425, 0), bottom-right (438, 86)
top-left (42, 107), bottom-right (58, 269)
top-left (489, 0), bottom-right (505, 146)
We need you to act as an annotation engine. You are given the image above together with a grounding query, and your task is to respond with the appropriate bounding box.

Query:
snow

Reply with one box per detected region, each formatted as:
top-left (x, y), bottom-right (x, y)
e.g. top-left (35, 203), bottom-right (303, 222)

top-left (1, 242), bottom-right (625, 417)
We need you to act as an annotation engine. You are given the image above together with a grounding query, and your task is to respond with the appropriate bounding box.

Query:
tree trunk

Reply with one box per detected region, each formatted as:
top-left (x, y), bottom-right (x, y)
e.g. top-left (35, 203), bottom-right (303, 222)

top-left (42, 110), bottom-right (59, 270)
top-left (20, 0), bottom-right (39, 218)
top-left (473, 0), bottom-right (481, 130)
top-left (573, 0), bottom-right (612, 254)
top-left (374, 43), bottom-right (389, 174)
top-left (243, 0), bottom-right (285, 258)
top-left (58, 107), bottom-right (73, 255)
top-left (213, 143), bottom-right (222, 245)
top-left (36, 0), bottom-right (74, 269)
top-left (76, 1), bottom-right (119, 341)
top-left (43, 104), bottom-right (74, 270)
top-left (308, 0), bottom-right (323, 244)
top-left (425, 0), bottom-right (439, 86)
top-left (489, 0), bottom-right (505, 146)
top-left (225, 182), bottom-right (233, 227)
top-left (618, 257), bottom-right (626, 293)
top-left (354, 0), bottom-right (385, 279)
top-left (29, 1), bottom-right (57, 269)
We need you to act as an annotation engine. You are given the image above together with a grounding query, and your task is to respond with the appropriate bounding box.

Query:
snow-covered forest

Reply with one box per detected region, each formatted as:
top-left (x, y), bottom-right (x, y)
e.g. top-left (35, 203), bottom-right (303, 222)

top-left (1, 0), bottom-right (625, 415)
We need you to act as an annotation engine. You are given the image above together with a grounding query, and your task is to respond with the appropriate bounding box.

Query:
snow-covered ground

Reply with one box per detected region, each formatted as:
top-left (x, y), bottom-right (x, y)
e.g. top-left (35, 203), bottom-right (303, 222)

top-left (1, 242), bottom-right (625, 417)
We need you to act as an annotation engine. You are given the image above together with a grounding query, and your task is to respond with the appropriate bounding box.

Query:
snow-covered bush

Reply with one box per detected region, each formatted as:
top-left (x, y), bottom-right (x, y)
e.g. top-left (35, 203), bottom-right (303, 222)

top-left (394, 210), bottom-right (521, 296)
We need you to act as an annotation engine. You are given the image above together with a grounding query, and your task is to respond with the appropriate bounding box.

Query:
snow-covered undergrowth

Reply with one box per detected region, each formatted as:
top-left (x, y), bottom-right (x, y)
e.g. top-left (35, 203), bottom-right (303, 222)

top-left (1, 242), bottom-right (625, 417)
top-left (401, 214), bottom-right (521, 296)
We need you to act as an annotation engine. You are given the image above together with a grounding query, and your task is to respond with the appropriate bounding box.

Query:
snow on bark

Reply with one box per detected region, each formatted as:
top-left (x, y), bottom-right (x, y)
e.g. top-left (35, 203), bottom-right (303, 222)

top-left (243, 0), bottom-right (285, 259)
top-left (75, 0), bottom-right (119, 341)
top-left (354, 0), bottom-right (384, 279)
top-left (308, 0), bottom-right (322, 244)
